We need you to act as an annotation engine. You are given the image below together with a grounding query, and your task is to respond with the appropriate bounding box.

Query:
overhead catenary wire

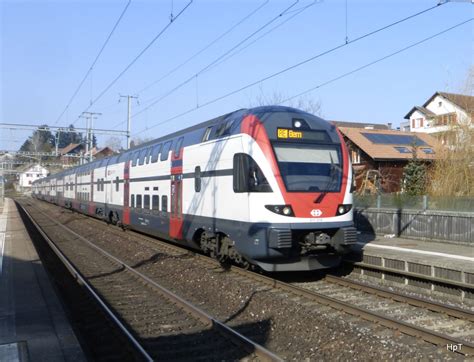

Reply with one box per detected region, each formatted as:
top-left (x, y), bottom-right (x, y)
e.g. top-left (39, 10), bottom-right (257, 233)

top-left (136, 0), bottom-right (270, 96)
top-left (54, 0), bottom-right (132, 125)
top-left (134, 0), bottom-right (302, 115)
top-left (205, 0), bottom-right (320, 76)
top-left (71, 0), bottom-right (194, 126)
top-left (132, 17), bottom-right (471, 137)
top-left (131, 1), bottom-right (447, 129)
top-left (280, 18), bottom-right (473, 105)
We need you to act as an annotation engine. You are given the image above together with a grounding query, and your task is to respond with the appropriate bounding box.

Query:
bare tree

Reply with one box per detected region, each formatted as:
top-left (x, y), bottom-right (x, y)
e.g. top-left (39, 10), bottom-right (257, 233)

top-left (249, 86), bottom-right (322, 116)
top-left (104, 136), bottom-right (123, 152)
top-left (130, 137), bottom-right (154, 148)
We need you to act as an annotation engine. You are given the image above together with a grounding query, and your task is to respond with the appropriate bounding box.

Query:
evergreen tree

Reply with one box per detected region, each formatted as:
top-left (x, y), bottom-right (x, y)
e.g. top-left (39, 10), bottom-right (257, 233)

top-left (56, 125), bottom-right (83, 148)
top-left (402, 144), bottom-right (427, 196)
top-left (19, 125), bottom-right (54, 153)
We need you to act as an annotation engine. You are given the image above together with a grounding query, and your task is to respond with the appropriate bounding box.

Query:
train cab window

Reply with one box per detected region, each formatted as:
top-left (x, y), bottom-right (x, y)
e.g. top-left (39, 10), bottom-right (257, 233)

top-left (194, 166), bottom-right (201, 192)
top-left (233, 153), bottom-right (272, 193)
top-left (136, 195), bottom-right (142, 208)
top-left (201, 126), bottom-right (213, 142)
top-left (161, 141), bottom-right (172, 161)
top-left (151, 144), bottom-right (162, 163)
top-left (144, 195), bottom-right (150, 209)
top-left (131, 151), bottom-right (140, 167)
top-left (138, 148), bottom-right (147, 166)
top-left (161, 195), bottom-right (168, 212)
top-left (131, 194), bottom-right (135, 208)
top-left (152, 195), bottom-right (159, 210)
top-left (174, 137), bottom-right (184, 158)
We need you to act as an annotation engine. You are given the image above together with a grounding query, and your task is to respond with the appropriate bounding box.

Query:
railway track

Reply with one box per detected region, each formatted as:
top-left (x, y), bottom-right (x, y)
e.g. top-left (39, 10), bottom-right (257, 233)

top-left (23, 198), bottom-right (474, 358)
top-left (18, 200), bottom-right (281, 361)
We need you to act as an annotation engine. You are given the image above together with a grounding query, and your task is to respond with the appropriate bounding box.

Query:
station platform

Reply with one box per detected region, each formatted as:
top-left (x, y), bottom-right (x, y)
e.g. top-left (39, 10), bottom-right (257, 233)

top-left (347, 232), bottom-right (474, 295)
top-left (0, 198), bottom-right (85, 361)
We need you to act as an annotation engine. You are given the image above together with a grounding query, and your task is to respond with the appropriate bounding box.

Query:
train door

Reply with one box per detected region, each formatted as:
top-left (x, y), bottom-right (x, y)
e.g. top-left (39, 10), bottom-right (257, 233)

top-left (123, 161), bottom-right (130, 225)
top-left (169, 137), bottom-right (184, 239)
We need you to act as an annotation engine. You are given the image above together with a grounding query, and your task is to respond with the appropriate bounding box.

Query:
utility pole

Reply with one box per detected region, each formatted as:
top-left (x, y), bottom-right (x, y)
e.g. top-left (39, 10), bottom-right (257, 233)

top-left (119, 94), bottom-right (138, 149)
top-left (80, 112), bottom-right (102, 163)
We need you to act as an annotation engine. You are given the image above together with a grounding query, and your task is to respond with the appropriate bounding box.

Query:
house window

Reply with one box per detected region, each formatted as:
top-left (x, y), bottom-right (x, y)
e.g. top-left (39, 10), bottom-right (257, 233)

top-left (350, 149), bottom-right (360, 164)
top-left (411, 119), bottom-right (415, 129)
top-left (394, 146), bottom-right (411, 153)
top-left (419, 118), bottom-right (424, 127)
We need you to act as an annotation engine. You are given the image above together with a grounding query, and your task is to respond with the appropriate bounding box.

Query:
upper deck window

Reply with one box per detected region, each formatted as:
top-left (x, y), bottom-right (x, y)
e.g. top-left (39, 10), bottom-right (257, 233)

top-left (161, 141), bottom-right (172, 161)
top-left (202, 126), bottom-right (213, 142)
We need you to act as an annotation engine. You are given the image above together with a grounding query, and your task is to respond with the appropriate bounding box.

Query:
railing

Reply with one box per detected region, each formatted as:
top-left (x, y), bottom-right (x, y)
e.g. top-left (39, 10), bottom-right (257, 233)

top-left (353, 195), bottom-right (473, 244)
top-left (354, 194), bottom-right (474, 212)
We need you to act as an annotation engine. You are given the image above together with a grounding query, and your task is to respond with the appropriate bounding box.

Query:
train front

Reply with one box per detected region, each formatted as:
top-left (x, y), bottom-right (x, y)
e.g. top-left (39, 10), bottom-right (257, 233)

top-left (238, 106), bottom-right (356, 272)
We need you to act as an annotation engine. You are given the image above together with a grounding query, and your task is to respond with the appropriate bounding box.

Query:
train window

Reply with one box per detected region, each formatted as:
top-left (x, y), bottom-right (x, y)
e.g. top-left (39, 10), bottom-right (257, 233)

top-left (131, 194), bottom-right (135, 208)
top-left (194, 166), bottom-right (201, 192)
top-left (150, 144), bottom-right (162, 163)
top-left (144, 195), bottom-right (150, 209)
top-left (233, 153), bottom-right (272, 193)
top-left (102, 178), bottom-right (105, 191)
top-left (145, 187), bottom-right (149, 191)
top-left (174, 137), bottom-right (184, 158)
top-left (131, 151), bottom-right (140, 167)
top-left (161, 195), bottom-right (168, 212)
top-left (138, 148), bottom-right (147, 166)
top-left (152, 195), bottom-right (159, 210)
top-left (97, 179), bottom-right (100, 192)
top-left (161, 141), bottom-right (172, 161)
top-left (136, 195), bottom-right (142, 208)
top-left (201, 126), bottom-right (213, 142)
top-left (115, 176), bottom-right (120, 192)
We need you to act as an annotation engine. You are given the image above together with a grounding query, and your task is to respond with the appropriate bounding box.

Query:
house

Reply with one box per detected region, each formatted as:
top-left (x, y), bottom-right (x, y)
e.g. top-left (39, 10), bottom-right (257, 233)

top-left (404, 92), bottom-right (474, 146)
top-left (338, 127), bottom-right (439, 193)
top-left (15, 164), bottom-right (49, 192)
top-left (91, 146), bottom-right (115, 159)
top-left (331, 120), bottom-right (391, 130)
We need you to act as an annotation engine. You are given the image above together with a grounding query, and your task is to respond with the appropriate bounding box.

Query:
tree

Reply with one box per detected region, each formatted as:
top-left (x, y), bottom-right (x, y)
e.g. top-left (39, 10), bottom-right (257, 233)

top-left (56, 125), bottom-right (83, 148)
top-left (402, 145), bottom-right (427, 196)
top-left (249, 86), bottom-right (322, 116)
top-left (130, 137), bottom-right (153, 148)
top-left (19, 125), bottom-right (54, 153)
top-left (104, 136), bottom-right (123, 151)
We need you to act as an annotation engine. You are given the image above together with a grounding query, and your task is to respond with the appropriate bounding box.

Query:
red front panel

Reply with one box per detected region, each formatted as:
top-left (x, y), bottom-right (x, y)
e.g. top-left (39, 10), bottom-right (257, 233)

top-left (241, 115), bottom-right (349, 219)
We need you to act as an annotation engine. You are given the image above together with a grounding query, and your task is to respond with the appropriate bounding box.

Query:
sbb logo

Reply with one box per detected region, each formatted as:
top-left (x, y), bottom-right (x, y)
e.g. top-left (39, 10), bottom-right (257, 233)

top-left (310, 209), bottom-right (322, 217)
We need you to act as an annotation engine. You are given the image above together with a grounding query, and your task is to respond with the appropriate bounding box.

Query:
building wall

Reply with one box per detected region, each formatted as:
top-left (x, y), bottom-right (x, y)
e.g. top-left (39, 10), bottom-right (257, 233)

top-left (18, 165), bottom-right (48, 188)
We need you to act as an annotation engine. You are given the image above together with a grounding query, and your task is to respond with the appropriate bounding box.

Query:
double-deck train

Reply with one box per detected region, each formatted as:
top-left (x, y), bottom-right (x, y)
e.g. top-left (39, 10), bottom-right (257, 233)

top-left (33, 106), bottom-right (356, 271)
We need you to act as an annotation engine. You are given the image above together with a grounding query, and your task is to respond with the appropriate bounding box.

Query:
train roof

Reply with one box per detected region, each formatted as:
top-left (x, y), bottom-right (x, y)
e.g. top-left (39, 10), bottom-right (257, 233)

top-left (34, 106), bottom-right (330, 183)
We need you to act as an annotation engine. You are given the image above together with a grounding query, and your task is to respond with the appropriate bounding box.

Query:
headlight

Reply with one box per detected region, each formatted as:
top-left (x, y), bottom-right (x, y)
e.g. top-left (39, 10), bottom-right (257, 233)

top-left (265, 204), bottom-right (294, 217)
top-left (336, 204), bottom-right (352, 216)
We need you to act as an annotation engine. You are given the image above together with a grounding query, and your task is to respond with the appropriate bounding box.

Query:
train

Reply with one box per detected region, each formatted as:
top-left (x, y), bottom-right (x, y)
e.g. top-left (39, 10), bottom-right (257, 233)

top-left (32, 106), bottom-right (356, 272)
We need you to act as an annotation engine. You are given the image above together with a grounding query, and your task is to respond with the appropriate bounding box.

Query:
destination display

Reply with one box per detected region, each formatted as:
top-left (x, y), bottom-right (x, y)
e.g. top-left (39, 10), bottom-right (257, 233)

top-left (277, 128), bottom-right (329, 142)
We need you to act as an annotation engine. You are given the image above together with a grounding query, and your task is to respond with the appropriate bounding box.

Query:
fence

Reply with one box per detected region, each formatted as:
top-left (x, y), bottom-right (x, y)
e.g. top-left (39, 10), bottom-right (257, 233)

top-left (353, 195), bottom-right (473, 245)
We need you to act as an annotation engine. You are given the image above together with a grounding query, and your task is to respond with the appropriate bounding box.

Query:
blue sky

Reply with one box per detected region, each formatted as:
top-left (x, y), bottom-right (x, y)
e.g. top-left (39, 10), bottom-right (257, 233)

top-left (1, 0), bottom-right (472, 150)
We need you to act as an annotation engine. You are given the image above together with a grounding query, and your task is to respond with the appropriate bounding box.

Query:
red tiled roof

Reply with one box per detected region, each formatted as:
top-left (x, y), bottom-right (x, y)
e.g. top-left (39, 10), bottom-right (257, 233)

top-left (339, 127), bottom-right (439, 161)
